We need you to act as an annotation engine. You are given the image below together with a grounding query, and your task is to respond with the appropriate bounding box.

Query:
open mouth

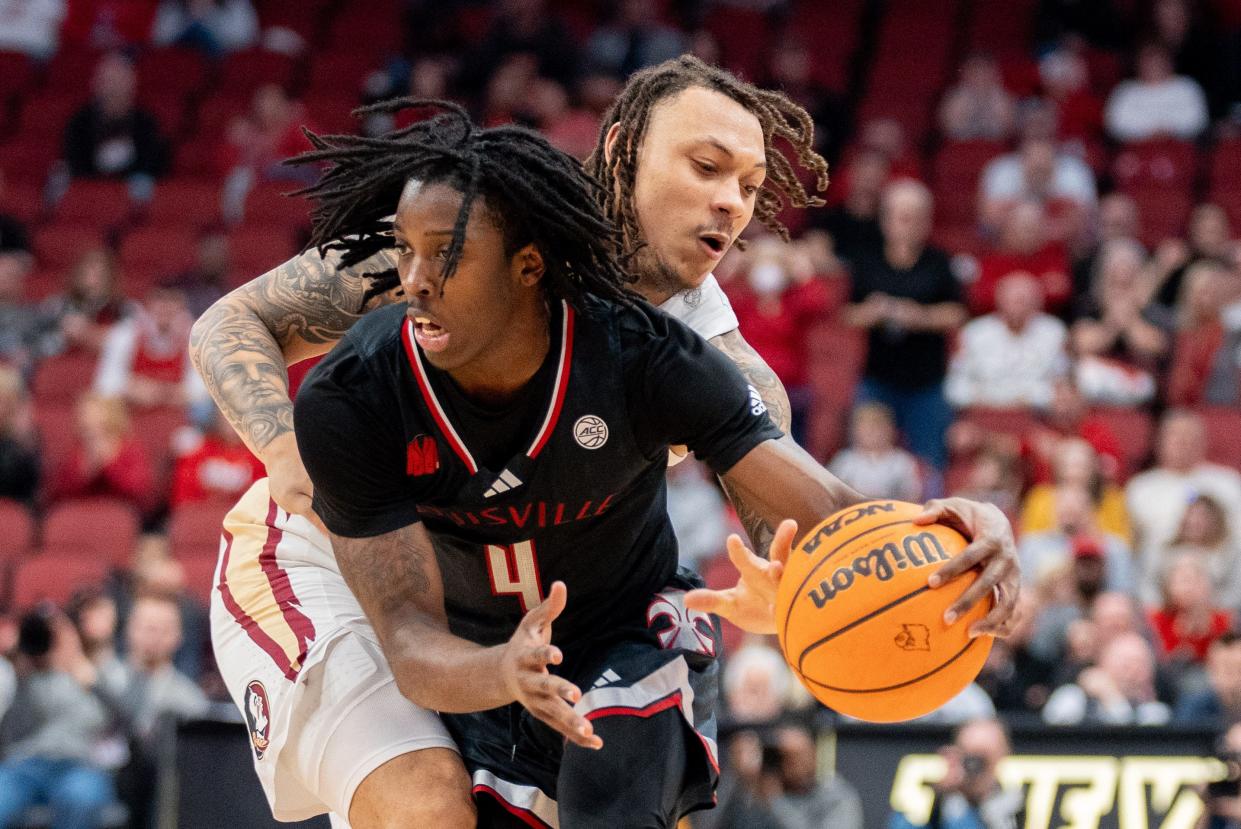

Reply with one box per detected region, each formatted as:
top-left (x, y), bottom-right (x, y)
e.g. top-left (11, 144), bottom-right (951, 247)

top-left (411, 314), bottom-right (450, 353)
top-left (699, 233), bottom-right (729, 257)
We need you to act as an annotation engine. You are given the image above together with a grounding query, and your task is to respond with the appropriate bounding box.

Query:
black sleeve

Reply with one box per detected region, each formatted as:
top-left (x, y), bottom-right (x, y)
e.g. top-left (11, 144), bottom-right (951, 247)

top-left (625, 311), bottom-right (783, 475)
top-left (63, 108), bottom-right (95, 177)
top-left (932, 251), bottom-right (964, 304)
top-left (294, 346), bottom-right (422, 538)
top-left (848, 257), bottom-right (874, 302)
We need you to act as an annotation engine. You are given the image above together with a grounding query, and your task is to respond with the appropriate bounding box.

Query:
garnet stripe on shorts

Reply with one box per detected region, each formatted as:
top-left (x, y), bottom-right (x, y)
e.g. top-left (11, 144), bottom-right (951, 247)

top-left (216, 528), bottom-right (299, 681)
top-left (257, 499), bottom-right (317, 673)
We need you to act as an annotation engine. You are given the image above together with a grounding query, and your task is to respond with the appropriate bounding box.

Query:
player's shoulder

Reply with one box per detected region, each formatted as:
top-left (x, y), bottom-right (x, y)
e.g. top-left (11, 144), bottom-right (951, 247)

top-left (339, 302), bottom-right (407, 359)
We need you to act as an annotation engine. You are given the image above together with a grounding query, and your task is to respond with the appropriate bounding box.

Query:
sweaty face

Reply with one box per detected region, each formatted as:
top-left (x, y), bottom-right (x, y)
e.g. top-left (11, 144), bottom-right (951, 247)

top-left (394, 180), bottom-right (531, 374)
top-left (628, 86), bottom-right (766, 297)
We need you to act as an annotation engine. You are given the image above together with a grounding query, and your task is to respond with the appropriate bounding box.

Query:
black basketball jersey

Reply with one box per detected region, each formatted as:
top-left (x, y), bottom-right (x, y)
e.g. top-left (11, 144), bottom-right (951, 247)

top-left (295, 298), bottom-right (781, 649)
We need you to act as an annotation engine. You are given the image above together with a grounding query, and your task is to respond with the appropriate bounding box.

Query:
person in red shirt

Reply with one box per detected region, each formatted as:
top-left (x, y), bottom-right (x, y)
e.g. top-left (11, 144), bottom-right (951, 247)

top-left (1167, 260), bottom-right (1230, 406)
top-left (1022, 377), bottom-right (1124, 483)
top-left (971, 200), bottom-right (1073, 316)
top-left (170, 412), bottom-right (264, 508)
top-left (47, 392), bottom-right (155, 512)
top-left (1149, 553), bottom-right (1233, 665)
top-left (723, 236), bottom-right (837, 443)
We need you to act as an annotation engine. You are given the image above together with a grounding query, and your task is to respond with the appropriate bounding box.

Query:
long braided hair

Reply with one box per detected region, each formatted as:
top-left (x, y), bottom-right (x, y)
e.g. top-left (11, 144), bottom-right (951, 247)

top-left (287, 98), bottom-right (636, 309)
top-left (585, 55), bottom-right (829, 256)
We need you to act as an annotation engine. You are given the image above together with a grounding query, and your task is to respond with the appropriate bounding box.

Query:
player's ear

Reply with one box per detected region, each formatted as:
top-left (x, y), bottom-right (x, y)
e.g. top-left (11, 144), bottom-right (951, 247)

top-left (603, 122), bottom-right (621, 164)
top-left (513, 243), bottom-right (545, 287)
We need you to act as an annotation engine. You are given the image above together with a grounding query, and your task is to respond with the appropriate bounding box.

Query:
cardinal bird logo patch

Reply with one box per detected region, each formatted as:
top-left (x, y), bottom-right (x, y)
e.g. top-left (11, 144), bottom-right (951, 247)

top-left (646, 591), bottom-right (716, 657)
top-left (406, 435), bottom-right (440, 476)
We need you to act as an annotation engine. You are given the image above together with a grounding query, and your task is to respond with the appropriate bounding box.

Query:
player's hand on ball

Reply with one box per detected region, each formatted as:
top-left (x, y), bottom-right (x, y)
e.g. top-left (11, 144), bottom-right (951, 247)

top-left (264, 433), bottom-right (327, 535)
top-left (915, 497), bottom-right (1020, 638)
top-left (501, 581), bottom-right (602, 750)
top-left (683, 519), bottom-right (797, 634)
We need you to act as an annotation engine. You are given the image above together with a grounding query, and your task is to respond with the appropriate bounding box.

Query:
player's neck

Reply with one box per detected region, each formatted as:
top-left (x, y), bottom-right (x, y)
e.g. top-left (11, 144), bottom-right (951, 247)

top-left (448, 301), bottom-right (552, 405)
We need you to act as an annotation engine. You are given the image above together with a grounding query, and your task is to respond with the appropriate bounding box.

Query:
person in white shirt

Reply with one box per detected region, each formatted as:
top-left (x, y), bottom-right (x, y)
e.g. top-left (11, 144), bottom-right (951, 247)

top-left (1104, 42), bottom-right (1208, 142)
top-left (828, 402), bottom-right (923, 501)
top-left (947, 272), bottom-right (1068, 409)
top-left (0, 0), bottom-right (65, 60)
top-left (1127, 410), bottom-right (1241, 563)
top-left (1042, 631), bottom-right (1171, 725)
top-left (979, 137), bottom-right (1098, 230)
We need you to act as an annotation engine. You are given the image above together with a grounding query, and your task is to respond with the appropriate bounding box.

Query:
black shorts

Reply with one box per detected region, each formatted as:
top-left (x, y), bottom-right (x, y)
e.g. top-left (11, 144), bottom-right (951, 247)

top-left (442, 569), bottom-right (722, 829)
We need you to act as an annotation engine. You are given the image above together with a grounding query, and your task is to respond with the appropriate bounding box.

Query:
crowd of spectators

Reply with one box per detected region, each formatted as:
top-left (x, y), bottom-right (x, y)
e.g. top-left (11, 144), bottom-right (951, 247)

top-left (2, 0), bottom-right (1241, 826)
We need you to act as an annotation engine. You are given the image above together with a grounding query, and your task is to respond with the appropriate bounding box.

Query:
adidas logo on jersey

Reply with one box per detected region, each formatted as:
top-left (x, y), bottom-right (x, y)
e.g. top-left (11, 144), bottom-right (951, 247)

top-left (483, 468), bottom-right (524, 498)
top-left (747, 385), bottom-right (767, 416)
top-left (591, 669), bottom-right (622, 689)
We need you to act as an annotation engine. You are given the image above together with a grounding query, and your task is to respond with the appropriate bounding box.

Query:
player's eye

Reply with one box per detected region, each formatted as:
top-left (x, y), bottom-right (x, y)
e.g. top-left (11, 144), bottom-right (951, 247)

top-left (743, 183), bottom-right (759, 196)
top-left (694, 159), bottom-right (717, 175)
top-left (394, 241), bottom-right (412, 256)
top-left (435, 247), bottom-right (451, 261)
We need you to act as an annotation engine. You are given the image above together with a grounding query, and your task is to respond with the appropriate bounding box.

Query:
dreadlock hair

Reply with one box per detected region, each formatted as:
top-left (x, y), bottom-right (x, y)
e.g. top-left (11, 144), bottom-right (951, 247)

top-left (287, 98), bottom-right (636, 310)
top-left (584, 55), bottom-right (829, 256)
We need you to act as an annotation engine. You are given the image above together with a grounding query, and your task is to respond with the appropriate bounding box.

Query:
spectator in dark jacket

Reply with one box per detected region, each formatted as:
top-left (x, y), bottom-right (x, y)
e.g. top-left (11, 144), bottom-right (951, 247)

top-left (0, 366), bottom-right (40, 505)
top-left (62, 52), bottom-right (168, 196)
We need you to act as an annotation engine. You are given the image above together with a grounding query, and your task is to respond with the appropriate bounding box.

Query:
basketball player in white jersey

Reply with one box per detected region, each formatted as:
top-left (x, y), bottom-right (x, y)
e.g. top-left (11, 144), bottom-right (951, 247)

top-left (191, 56), bottom-right (1020, 828)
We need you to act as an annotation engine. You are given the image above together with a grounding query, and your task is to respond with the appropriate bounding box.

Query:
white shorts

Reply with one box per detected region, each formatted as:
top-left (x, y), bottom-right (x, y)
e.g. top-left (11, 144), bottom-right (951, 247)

top-left (209, 479), bottom-right (457, 823)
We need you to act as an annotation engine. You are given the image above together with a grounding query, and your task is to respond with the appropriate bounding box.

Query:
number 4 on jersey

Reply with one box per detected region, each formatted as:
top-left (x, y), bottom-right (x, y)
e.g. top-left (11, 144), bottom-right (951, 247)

top-left (486, 540), bottom-right (543, 612)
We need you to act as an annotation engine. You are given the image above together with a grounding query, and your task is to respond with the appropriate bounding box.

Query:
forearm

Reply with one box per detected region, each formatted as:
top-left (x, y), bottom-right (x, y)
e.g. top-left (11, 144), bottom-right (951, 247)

top-left (709, 329), bottom-right (793, 552)
top-left (187, 248), bottom-right (397, 457)
top-left (908, 302), bottom-right (967, 332)
top-left (188, 293), bottom-right (295, 457)
top-left (329, 523), bottom-right (515, 712)
top-left (722, 436), bottom-right (867, 547)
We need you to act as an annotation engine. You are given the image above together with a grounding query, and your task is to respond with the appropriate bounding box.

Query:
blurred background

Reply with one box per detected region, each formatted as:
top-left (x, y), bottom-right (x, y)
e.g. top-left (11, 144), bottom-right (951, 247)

top-left (1, 0), bottom-right (1241, 827)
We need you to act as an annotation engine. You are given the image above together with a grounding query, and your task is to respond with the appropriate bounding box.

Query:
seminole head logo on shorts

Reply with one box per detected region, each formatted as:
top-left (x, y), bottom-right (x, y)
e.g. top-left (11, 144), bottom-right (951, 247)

top-left (244, 680), bottom-right (271, 760)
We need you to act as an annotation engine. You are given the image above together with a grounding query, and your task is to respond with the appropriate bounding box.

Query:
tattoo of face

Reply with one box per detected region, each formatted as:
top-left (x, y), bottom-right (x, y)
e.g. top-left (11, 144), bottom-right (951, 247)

top-left (189, 248), bottom-right (402, 451)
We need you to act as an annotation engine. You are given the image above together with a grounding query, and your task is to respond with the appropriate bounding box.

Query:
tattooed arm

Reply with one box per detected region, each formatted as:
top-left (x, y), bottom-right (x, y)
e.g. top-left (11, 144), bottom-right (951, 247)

top-left (331, 523), bottom-right (601, 747)
top-left (187, 248), bottom-right (401, 517)
top-left (707, 327), bottom-right (793, 555)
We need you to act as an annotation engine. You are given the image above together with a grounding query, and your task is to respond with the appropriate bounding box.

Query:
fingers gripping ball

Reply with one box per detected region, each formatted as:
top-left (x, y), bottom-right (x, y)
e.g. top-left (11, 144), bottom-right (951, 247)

top-left (775, 501), bottom-right (993, 723)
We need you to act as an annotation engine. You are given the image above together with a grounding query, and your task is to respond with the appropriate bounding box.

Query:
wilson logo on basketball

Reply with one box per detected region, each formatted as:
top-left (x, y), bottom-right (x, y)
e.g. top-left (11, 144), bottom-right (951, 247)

top-left (573, 415), bottom-right (608, 449)
top-left (801, 502), bottom-right (898, 554)
top-left (807, 532), bottom-right (952, 609)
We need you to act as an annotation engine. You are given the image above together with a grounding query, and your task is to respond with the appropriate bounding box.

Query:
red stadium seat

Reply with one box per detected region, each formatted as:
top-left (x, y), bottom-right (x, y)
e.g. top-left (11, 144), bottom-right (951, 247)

top-left (131, 407), bottom-right (191, 473)
top-left (217, 50), bottom-right (298, 98)
top-left (34, 224), bottom-right (110, 270)
top-left (0, 53), bottom-right (34, 98)
top-left (1200, 407), bottom-right (1241, 468)
top-left (136, 47), bottom-right (210, 99)
top-left (1130, 188), bottom-right (1193, 248)
top-left (959, 407), bottom-right (1039, 440)
top-left (54, 180), bottom-right (135, 225)
top-left (42, 498), bottom-right (140, 563)
top-left (0, 499), bottom-right (37, 560)
top-left (169, 500), bottom-right (231, 558)
top-left (179, 551), bottom-right (221, 605)
top-left (305, 52), bottom-right (382, 97)
top-left (1112, 139), bottom-right (1198, 192)
top-left (229, 224), bottom-right (302, 279)
top-left (32, 351), bottom-right (99, 404)
top-left (11, 553), bottom-right (112, 608)
top-left (242, 184), bottom-right (312, 227)
top-left (933, 141), bottom-right (1007, 193)
top-left (34, 403), bottom-right (77, 477)
top-left (2, 181), bottom-right (46, 226)
top-left (119, 225), bottom-right (198, 271)
top-left (1090, 407), bottom-right (1154, 479)
top-left (1208, 137), bottom-right (1241, 192)
top-left (44, 48), bottom-right (104, 95)
top-left (0, 140), bottom-right (60, 185)
top-left (146, 179), bottom-right (224, 228)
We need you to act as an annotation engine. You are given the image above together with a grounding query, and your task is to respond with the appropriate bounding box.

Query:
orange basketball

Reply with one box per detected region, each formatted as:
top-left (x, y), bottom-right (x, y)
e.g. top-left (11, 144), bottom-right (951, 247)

top-left (775, 500), bottom-right (993, 723)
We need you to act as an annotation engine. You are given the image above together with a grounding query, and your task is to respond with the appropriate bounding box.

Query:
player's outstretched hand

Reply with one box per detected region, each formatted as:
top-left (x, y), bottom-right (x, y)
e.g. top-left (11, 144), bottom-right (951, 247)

top-left (683, 519), bottom-right (797, 635)
top-left (915, 497), bottom-right (1020, 638)
top-left (500, 581), bottom-right (603, 750)
top-left (265, 433), bottom-right (327, 535)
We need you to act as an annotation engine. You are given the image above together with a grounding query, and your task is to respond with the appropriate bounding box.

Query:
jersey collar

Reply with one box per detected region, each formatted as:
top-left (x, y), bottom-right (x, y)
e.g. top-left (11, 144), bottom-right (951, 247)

top-left (400, 300), bottom-right (575, 476)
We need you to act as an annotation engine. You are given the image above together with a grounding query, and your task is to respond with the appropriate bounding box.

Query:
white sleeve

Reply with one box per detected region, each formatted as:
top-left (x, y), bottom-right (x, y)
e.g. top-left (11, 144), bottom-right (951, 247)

top-left (657, 273), bottom-right (739, 341)
top-left (93, 319), bottom-right (138, 397)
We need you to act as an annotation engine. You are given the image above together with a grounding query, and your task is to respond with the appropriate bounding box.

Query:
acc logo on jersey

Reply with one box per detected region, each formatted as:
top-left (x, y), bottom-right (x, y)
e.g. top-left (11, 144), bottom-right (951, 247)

top-left (244, 680), bottom-right (272, 760)
top-left (747, 385), bottom-right (767, 416)
top-left (573, 415), bottom-right (608, 449)
top-left (647, 591), bottom-right (716, 657)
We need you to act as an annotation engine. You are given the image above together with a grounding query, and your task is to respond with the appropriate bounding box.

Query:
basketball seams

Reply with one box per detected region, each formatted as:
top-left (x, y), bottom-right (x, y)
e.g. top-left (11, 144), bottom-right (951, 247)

top-left (799, 637), bottom-right (982, 696)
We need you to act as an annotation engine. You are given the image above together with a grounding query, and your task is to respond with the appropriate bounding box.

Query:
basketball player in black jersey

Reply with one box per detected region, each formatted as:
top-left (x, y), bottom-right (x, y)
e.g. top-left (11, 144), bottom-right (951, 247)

top-left (291, 103), bottom-right (866, 827)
